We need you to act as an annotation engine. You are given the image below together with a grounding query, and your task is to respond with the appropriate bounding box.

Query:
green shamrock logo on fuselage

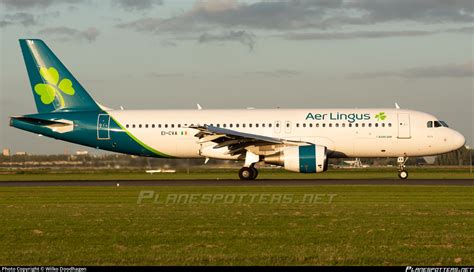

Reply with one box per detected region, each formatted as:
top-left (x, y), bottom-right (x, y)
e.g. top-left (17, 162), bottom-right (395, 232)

top-left (34, 67), bottom-right (75, 107)
top-left (375, 112), bottom-right (387, 121)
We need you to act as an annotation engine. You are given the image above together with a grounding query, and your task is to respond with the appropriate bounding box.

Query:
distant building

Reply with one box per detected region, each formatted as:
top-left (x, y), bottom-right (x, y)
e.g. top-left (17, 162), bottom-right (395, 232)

top-left (2, 149), bottom-right (10, 156)
top-left (15, 152), bottom-right (27, 156)
top-left (76, 151), bottom-right (89, 155)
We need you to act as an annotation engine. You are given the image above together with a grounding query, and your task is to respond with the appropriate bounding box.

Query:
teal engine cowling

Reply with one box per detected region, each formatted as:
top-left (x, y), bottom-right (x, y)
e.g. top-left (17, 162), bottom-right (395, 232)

top-left (264, 145), bottom-right (328, 173)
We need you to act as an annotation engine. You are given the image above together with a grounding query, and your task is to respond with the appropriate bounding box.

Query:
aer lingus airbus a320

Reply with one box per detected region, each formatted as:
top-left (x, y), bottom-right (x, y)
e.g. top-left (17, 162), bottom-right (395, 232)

top-left (10, 39), bottom-right (466, 179)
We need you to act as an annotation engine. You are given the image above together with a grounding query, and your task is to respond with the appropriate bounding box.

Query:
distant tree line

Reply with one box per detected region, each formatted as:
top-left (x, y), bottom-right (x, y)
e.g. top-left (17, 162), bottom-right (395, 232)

top-left (0, 147), bottom-right (472, 169)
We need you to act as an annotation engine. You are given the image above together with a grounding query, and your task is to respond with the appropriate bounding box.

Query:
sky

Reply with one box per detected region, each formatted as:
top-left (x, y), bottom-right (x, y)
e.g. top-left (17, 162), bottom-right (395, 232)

top-left (0, 0), bottom-right (473, 154)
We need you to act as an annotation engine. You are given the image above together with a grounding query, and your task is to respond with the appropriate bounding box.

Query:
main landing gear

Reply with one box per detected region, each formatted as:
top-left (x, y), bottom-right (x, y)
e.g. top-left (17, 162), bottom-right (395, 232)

top-left (239, 166), bottom-right (259, 180)
top-left (397, 156), bottom-right (409, 179)
top-left (239, 152), bottom-right (260, 180)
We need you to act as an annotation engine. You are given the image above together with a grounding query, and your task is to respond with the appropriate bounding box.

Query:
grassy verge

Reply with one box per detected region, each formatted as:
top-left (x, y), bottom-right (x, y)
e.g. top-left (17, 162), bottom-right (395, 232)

top-left (0, 168), bottom-right (473, 181)
top-left (0, 185), bottom-right (472, 265)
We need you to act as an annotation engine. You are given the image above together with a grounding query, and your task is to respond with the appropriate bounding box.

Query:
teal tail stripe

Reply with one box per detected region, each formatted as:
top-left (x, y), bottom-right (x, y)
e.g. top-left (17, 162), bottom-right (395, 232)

top-left (109, 114), bottom-right (172, 158)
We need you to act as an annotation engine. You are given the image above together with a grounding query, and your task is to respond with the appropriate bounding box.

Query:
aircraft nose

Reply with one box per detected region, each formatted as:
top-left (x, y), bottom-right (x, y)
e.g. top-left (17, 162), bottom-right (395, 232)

top-left (451, 130), bottom-right (466, 150)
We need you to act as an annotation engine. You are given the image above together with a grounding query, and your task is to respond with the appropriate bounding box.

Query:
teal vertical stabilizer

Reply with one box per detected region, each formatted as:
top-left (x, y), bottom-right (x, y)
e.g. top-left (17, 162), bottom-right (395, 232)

top-left (19, 39), bottom-right (100, 113)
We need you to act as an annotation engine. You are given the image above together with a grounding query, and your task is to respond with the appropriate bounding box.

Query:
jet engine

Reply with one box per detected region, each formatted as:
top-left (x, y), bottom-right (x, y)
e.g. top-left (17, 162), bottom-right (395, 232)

top-left (264, 145), bottom-right (328, 173)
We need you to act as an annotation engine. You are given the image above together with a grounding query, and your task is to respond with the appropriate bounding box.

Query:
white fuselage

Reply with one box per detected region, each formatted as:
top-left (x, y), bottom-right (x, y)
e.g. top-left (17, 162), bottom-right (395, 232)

top-left (108, 108), bottom-right (465, 159)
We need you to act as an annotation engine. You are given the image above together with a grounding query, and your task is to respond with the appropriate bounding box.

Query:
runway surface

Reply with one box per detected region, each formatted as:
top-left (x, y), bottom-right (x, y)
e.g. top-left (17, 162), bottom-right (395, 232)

top-left (0, 179), bottom-right (472, 186)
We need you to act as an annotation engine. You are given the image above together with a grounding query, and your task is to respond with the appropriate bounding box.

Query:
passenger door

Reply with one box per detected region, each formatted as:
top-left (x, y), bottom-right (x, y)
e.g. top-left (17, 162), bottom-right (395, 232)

top-left (397, 113), bottom-right (411, 139)
top-left (97, 114), bottom-right (110, 140)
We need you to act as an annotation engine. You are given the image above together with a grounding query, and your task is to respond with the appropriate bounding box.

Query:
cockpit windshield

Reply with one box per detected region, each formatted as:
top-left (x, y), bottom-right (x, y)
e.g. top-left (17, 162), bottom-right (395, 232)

top-left (427, 120), bottom-right (448, 128)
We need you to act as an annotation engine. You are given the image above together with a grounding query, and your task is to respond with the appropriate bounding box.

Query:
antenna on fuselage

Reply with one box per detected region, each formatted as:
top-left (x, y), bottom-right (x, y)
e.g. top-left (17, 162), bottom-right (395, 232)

top-left (197, 104), bottom-right (203, 110)
top-left (395, 103), bottom-right (400, 109)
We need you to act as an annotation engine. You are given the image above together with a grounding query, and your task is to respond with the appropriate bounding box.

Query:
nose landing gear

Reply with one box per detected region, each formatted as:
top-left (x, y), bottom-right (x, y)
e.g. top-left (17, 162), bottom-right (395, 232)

top-left (397, 156), bottom-right (409, 179)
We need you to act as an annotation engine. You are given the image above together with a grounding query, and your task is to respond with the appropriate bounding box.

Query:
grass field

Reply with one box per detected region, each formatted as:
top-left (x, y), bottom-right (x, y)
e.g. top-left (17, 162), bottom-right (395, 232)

top-left (0, 167), bottom-right (473, 181)
top-left (0, 184), bottom-right (473, 265)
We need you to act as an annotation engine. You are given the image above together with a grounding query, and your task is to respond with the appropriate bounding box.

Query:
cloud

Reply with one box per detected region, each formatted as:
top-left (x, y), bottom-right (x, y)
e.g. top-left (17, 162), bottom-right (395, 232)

top-left (37, 27), bottom-right (100, 43)
top-left (148, 72), bottom-right (184, 78)
top-left (284, 26), bottom-right (474, 40)
top-left (349, 62), bottom-right (474, 79)
top-left (347, 0), bottom-right (474, 24)
top-left (160, 40), bottom-right (178, 47)
top-left (198, 30), bottom-right (256, 51)
top-left (117, 0), bottom-right (473, 34)
top-left (0, 0), bottom-right (82, 9)
top-left (112, 0), bottom-right (163, 11)
top-left (246, 69), bottom-right (302, 77)
top-left (0, 12), bottom-right (37, 27)
top-left (285, 30), bottom-right (434, 40)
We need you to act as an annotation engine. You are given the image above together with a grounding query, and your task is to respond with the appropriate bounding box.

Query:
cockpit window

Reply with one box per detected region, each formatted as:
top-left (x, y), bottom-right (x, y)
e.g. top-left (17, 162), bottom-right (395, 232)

top-left (428, 120), bottom-right (448, 128)
top-left (440, 121), bottom-right (449, 127)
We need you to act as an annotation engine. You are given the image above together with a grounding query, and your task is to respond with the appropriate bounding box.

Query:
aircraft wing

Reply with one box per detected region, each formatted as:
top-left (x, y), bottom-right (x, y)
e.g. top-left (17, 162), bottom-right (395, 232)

top-left (190, 125), bottom-right (307, 156)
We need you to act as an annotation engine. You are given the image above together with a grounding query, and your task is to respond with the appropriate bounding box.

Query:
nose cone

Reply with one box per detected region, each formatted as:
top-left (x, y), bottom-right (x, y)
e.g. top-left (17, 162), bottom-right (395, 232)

top-left (451, 130), bottom-right (466, 150)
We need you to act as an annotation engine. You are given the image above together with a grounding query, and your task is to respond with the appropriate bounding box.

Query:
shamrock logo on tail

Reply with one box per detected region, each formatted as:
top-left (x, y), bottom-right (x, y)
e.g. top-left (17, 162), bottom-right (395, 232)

top-left (34, 67), bottom-right (75, 107)
top-left (375, 112), bottom-right (387, 121)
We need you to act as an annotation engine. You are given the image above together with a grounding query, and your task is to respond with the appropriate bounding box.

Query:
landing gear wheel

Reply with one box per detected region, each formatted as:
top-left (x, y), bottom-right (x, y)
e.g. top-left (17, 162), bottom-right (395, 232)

top-left (239, 167), bottom-right (253, 180)
top-left (398, 170), bottom-right (408, 180)
top-left (251, 168), bottom-right (258, 180)
top-left (397, 156), bottom-right (409, 180)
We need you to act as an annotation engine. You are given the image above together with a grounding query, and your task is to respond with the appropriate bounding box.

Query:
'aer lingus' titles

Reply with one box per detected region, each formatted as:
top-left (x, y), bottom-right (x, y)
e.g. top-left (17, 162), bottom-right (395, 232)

top-left (305, 112), bottom-right (371, 123)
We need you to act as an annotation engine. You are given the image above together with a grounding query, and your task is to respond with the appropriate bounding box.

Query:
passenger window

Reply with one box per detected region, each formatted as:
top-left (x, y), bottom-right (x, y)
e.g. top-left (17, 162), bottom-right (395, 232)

top-left (275, 123), bottom-right (279, 128)
top-left (165, 124), bottom-right (168, 128)
top-left (303, 123), bottom-right (306, 128)
top-left (342, 123), bottom-right (345, 127)
top-left (126, 124), bottom-right (129, 128)
top-left (355, 123), bottom-right (359, 127)
top-left (361, 123), bottom-right (365, 127)
top-left (368, 123), bottom-right (372, 127)
top-left (223, 124), bottom-right (226, 128)
top-left (374, 123), bottom-right (378, 127)
top-left (335, 123), bottom-right (339, 127)
top-left (296, 123), bottom-right (300, 128)
top-left (255, 124), bottom-right (259, 128)
top-left (268, 123), bottom-right (272, 127)
top-left (230, 124), bottom-right (233, 128)
top-left (243, 124), bottom-right (246, 128)
top-left (388, 123), bottom-right (392, 127)
top-left (178, 124), bottom-right (181, 128)
top-left (309, 123), bottom-right (313, 128)
top-left (236, 124), bottom-right (239, 128)
top-left (145, 124), bottom-right (149, 128)
top-left (382, 123), bottom-right (385, 127)
top-left (349, 123), bottom-right (352, 127)
top-left (262, 123), bottom-right (266, 128)
top-left (316, 123), bottom-right (320, 127)
top-left (152, 124), bottom-right (155, 128)
top-left (132, 124), bottom-right (135, 128)
top-left (322, 123), bottom-right (326, 128)
top-left (139, 124), bottom-right (142, 128)
top-left (249, 124), bottom-right (252, 128)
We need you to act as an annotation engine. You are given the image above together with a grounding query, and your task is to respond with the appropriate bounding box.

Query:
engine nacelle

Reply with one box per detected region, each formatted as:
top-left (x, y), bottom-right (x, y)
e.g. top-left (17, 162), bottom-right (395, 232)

top-left (264, 145), bottom-right (328, 173)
